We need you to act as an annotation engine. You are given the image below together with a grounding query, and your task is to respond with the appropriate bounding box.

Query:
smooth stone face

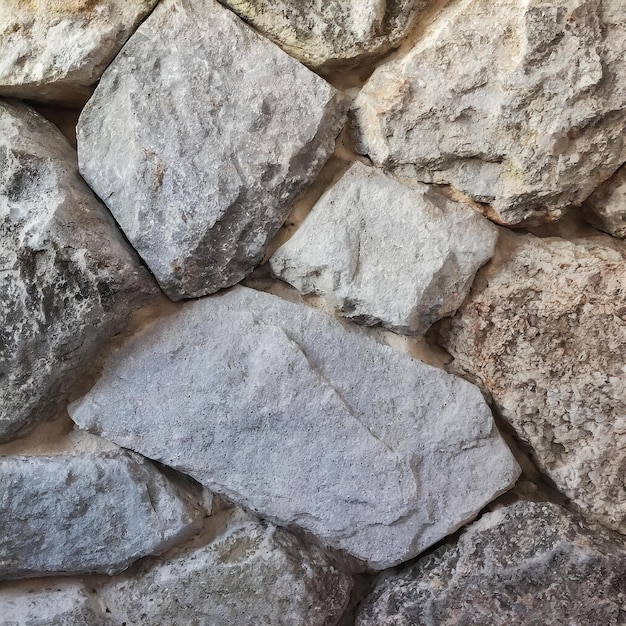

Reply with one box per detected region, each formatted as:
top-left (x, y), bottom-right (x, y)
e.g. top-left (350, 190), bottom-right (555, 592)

top-left (69, 286), bottom-right (520, 570)
top-left (356, 501), bottom-right (626, 625)
top-left (97, 507), bottom-right (352, 625)
top-left (0, 0), bottom-right (158, 105)
top-left (0, 451), bottom-right (202, 579)
top-left (439, 230), bottom-right (626, 534)
top-left (351, 0), bottom-right (626, 225)
top-left (0, 99), bottom-right (156, 443)
top-left (270, 162), bottom-right (498, 335)
top-left (77, 0), bottom-right (347, 301)
top-left (218, 0), bottom-right (426, 68)
top-left (584, 165), bottom-right (626, 239)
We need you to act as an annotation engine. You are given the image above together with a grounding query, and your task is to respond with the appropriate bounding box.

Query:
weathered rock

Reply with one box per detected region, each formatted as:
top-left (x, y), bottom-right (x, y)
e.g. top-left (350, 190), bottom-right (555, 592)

top-left (270, 162), bottom-right (497, 335)
top-left (0, 451), bottom-right (202, 579)
top-left (356, 501), bottom-right (626, 625)
top-left (97, 507), bottom-right (352, 625)
top-left (351, 0), bottom-right (626, 225)
top-left (439, 230), bottom-right (626, 534)
top-left (0, 99), bottom-right (156, 443)
top-left (218, 0), bottom-right (426, 68)
top-left (584, 165), bottom-right (626, 239)
top-left (77, 0), bottom-right (347, 301)
top-left (70, 286), bottom-right (520, 569)
top-left (0, 0), bottom-right (159, 105)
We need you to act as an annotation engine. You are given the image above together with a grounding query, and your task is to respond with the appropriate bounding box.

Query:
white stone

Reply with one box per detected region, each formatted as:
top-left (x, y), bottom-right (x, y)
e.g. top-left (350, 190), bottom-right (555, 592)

top-left (70, 286), bottom-right (520, 570)
top-left (77, 0), bottom-right (347, 301)
top-left (351, 0), bottom-right (626, 225)
top-left (270, 162), bottom-right (498, 335)
top-left (584, 164), bottom-right (626, 239)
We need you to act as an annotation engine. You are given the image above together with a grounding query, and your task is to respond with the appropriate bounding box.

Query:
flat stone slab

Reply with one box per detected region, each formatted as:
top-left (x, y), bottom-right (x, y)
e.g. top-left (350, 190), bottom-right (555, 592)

top-left (356, 501), bottom-right (626, 625)
top-left (77, 0), bottom-right (347, 300)
top-left (70, 286), bottom-right (520, 570)
top-left (270, 162), bottom-right (497, 335)
top-left (0, 451), bottom-right (202, 580)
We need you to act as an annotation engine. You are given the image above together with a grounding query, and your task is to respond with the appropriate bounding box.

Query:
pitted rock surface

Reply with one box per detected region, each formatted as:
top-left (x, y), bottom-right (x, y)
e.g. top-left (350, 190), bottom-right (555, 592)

top-left (584, 164), bottom-right (626, 239)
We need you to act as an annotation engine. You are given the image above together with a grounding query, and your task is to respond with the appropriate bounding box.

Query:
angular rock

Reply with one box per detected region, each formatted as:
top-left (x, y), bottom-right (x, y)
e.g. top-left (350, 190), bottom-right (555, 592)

top-left (77, 0), bottom-right (347, 301)
top-left (0, 0), bottom-right (159, 105)
top-left (584, 164), bottom-right (626, 239)
top-left (97, 507), bottom-right (352, 625)
top-left (69, 286), bottom-right (520, 569)
top-left (0, 100), bottom-right (156, 443)
top-left (439, 230), bottom-right (626, 534)
top-left (218, 0), bottom-right (426, 68)
top-left (0, 451), bottom-right (202, 579)
top-left (351, 0), bottom-right (626, 225)
top-left (270, 162), bottom-right (497, 335)
top-left (356, 501), bottom-right (626, 625)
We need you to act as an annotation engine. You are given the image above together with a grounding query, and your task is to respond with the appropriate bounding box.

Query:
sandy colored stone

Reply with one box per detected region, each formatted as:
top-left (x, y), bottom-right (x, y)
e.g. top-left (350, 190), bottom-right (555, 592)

top-left (584, 164), bottom-right (626, 239)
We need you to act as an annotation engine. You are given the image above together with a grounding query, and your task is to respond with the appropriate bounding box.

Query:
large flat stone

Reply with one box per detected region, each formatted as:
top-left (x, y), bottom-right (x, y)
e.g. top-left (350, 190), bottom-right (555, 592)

top-left (270, 162), bottom-right (497, 335)
top-left (0, 99), bottom-right (157, 443)
top-left (0, 451), bottom-right (202, 580)
top-left (351, 0), bottom-right (626, 225)
top-left (77, 0), bottom-right (347, 300)
top-left (70, 286), bottom-right (520, 569)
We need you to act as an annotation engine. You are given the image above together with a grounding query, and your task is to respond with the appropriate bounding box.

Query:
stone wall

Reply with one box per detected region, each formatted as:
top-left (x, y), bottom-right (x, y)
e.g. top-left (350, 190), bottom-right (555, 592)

top-left (1, 1), bottom-right (625, 624)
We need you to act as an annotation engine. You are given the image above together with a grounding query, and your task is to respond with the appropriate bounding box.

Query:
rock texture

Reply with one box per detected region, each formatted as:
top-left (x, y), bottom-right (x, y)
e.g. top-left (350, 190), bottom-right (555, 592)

top-left (0, 99), bottom-right (156, 443)
top-left (77, 0), bottom-right (347, 301)
top-left (356, 501), bottom-right (626, 625)
top-left (0, 451), bottom-right (201, 579)
top-left (584, 164), bottom-right (626, 239)
top-left (219, 0), bottom-right (426, 68)
top-left (0, 0), bottom-right (159, 105)
top-left (351, 0), bottom-right (626, 225)
top-left (439, 230), bottom-right (626, 534)
top-left (97, 507), bottom-right (352, 625)
top-left (270, 162), bottom-right (497, 335)
top-left (70, 286), bottom-right (520, 569)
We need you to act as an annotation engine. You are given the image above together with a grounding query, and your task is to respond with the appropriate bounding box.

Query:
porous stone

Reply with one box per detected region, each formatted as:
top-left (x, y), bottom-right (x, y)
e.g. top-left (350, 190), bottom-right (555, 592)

top-left (218, 0), bottom-right (426, 68)
top-left (0, 451), bottom-right (202, 579)
top-left (270, 162), bottom-right (498, 335)
top-left (0, 0), bottom-right (159, 105)
top-left (356, 501), bottom-right (626, 625)
top-left (439, 230), bottom-right (626, 534)
top-left (351, 0), bottom-right (626, 225)
top-left (0, 99), bottom-right (156, 443)
top-left (584, 164), bottom-right (626, 239)
top-left (69, 286), bottom-right (520, 570)
top-left (77, 0), bottom-right (347, 301)
top-left (97, 507), bottom-right (352, 625)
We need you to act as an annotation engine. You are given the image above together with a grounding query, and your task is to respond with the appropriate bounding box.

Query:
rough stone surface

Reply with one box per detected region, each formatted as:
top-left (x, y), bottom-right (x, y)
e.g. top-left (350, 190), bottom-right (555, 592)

top-left (439, 230), bottom-right (626, 534)
top-left (351, 0), bottom-right (626, 225)
top-left (70, 286), bottom-right (520, 570)
top-left (356, 501), bottom-right (626, 626)
top-left (0, 451), bottom-right (202, 579)
top-left (218, 0), bottom-right (426, 68)
top-left (97, 507), bottom-right (352, 625)
top-left (0, 0), bottom-right (159, 105)
top-left (270, 162), bottom-right (498, 335)
top-left (77, 0), bottom-right (347, 301)
top-left (584, 164), bottom-right (626, 239)
top-left (0, 99), bottom-right (156, 443)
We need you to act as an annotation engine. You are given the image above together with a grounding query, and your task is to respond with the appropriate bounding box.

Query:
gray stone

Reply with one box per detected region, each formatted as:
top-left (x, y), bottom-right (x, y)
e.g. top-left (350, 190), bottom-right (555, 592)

top-left (69, 286), bottom-right (520, 570)
top-left (270, 162), bottom-right (498, 335)
top-left (584, 164), bottom-right (626, 239)
top-left (77, 0), bottom-right (347, 301)
top-left (0, 0), bottom-right (159, 105)
top-left (0, 99), bottom-right (156, 443)
top-left (356, 501), bottom-right (626, 626)
top-left (439, 230), bottom-right (626, 534)
top-left (97, 507), bottom-right (352, 625)
top-left (351, 0), bottom-right (626, 225)
top-left (0, 451), bottom-right (202, 579)
top-left (218, 0), bottom-right (426, 69)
